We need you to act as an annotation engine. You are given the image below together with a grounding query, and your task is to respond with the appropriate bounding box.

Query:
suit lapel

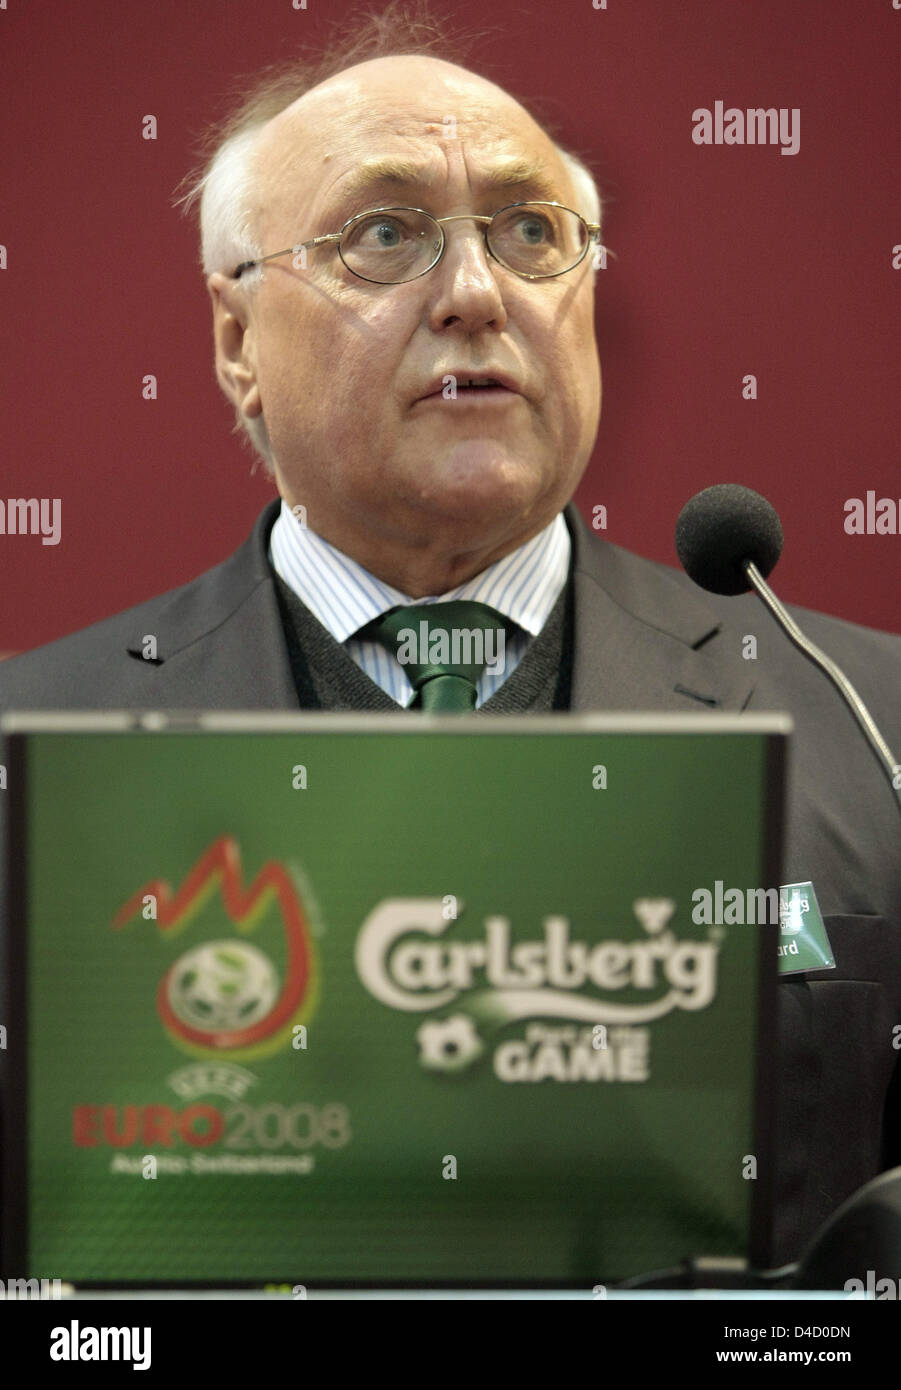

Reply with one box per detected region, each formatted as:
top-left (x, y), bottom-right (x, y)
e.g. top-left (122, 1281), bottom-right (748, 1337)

top-left (123, 499), bottom-right (300, 709)
top-left (565, 504), bottom-right (756, 712)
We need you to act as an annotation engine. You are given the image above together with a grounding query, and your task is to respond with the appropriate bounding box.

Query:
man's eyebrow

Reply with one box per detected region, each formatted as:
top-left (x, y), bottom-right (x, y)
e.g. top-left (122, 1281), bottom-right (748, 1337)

top-left (331, 157), bottom-right (564, 209)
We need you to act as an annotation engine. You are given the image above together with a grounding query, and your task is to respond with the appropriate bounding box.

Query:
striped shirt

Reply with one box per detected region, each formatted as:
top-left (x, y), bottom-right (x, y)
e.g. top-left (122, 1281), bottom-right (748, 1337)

top-left (268, 500), bottom-right (571, 708)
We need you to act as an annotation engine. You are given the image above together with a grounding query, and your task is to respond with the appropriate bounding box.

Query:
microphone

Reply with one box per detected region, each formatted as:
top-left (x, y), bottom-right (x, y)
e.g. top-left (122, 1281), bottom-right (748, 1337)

top-left (675, 483), bottom-right (901, 816)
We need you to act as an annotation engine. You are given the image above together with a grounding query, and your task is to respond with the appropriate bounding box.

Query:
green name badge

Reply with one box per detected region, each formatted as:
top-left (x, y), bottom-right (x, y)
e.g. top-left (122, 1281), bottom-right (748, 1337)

top-left (777, 881), bottom-right (835, 974)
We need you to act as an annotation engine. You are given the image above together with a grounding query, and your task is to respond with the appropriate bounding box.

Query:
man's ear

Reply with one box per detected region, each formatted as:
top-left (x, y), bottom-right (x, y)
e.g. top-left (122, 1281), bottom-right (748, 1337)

top-left (207, 273), bottom-right (263, 420)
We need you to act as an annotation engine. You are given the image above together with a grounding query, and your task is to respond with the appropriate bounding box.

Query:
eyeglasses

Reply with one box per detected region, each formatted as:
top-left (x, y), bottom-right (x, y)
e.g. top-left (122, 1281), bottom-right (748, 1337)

top-left (230, 201), bottom-right (602, 284)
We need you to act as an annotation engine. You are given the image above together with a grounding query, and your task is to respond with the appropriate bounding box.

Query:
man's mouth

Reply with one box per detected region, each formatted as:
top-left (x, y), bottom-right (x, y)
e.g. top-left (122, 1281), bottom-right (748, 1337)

top-left (417, 376), bottom-right (522, 404)
top-left (414, 369), bottom-right (524, 404)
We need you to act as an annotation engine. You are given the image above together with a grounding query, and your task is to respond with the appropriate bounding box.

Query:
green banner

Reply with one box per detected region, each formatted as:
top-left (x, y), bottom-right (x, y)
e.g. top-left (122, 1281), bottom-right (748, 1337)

top-left (20, 724), bottom-right (778, 1284)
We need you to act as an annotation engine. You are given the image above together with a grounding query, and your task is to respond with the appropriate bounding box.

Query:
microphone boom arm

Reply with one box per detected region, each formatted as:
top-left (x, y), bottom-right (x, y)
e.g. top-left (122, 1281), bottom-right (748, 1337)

top-left (745, 560), bottom-right (901, 816)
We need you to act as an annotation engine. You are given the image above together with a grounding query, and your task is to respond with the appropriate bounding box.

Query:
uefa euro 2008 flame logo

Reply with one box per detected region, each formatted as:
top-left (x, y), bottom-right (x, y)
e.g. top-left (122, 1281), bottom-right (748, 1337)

top-left (111, 836), bottom-right (316, 1061)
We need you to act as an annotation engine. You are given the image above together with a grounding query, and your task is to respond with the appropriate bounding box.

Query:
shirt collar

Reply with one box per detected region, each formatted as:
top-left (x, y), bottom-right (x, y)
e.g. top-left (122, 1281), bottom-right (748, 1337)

top-left (269, 499), bottom-right (571, 642)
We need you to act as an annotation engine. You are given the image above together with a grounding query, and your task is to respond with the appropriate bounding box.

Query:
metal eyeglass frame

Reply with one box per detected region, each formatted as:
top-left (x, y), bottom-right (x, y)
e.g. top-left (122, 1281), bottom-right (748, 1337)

top-left (230, 200), bottom-right (603, 284)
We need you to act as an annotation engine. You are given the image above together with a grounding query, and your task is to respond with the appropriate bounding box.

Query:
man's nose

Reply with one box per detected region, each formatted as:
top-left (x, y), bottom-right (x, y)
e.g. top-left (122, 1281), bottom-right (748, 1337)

top-left (427, 221), bottom-right (508, 330)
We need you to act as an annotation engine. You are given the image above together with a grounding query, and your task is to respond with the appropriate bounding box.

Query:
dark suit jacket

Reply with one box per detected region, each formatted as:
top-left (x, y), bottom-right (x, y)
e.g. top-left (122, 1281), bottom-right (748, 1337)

top-left (2, 498), bottom-right (900, 1271)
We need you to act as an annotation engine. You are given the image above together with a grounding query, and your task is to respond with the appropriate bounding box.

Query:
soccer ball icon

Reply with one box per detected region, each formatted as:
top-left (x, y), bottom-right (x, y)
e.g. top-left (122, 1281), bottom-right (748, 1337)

top-left (167, 940), bottom-right (279, 1035)
top-left (417, 1015), bottom-right (483, 1072)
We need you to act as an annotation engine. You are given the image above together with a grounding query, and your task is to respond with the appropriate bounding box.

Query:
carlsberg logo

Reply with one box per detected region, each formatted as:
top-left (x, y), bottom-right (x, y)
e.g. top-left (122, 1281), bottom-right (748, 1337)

top-left (354, 899), bottom-right (718, 1022)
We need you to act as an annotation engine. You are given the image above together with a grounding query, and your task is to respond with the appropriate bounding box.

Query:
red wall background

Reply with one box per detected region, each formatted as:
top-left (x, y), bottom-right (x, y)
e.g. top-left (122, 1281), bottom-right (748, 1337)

top-left (1, 0), bottom-right (898, 653)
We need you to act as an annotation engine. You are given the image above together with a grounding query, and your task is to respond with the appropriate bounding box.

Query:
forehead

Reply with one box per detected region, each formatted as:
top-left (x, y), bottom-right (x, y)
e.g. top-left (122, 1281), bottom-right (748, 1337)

top-left (253, 57), bottom-right (572, 225)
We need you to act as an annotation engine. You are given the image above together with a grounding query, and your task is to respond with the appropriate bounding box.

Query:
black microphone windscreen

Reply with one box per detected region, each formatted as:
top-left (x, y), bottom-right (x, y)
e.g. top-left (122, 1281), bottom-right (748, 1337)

top-left (675, 484), bottom-right (784, 595)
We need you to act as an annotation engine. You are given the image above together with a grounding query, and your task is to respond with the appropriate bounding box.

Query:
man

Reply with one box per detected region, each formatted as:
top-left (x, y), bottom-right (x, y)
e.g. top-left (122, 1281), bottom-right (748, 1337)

top-left (2, 33), bottom-right (900, 1275)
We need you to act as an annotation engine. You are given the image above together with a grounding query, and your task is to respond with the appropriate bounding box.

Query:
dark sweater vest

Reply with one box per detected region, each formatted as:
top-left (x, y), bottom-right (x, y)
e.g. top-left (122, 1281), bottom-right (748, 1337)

top-left (272, 562), bottom-right (575, 713)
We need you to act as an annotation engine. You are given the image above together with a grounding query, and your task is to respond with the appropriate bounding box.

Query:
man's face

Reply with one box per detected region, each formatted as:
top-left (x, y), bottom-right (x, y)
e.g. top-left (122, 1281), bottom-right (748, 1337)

top-left (209, 56), bottom-right (601, 595)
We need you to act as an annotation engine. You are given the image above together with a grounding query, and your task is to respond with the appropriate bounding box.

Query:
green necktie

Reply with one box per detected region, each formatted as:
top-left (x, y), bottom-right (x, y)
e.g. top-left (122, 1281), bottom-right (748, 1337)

top-left (358, 600), bottom-right (512, 712)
